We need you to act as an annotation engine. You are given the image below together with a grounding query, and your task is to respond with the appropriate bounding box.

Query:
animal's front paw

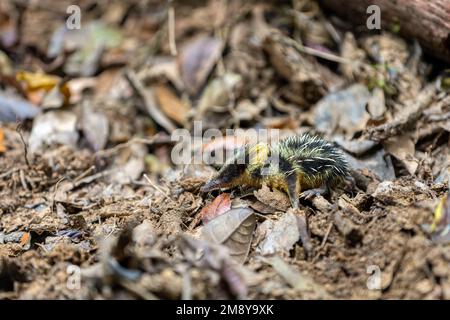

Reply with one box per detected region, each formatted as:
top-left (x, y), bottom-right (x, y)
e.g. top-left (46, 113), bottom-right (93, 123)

top-left (300, 188), bottom-right (323, 200)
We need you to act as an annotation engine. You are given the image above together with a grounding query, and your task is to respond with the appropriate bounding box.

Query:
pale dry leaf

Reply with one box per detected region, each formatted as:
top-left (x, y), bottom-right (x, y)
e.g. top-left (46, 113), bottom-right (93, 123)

top-left (202, 207), bottom-right (256, 264)
top-left (81, 103), bottom-right (109, 151)
top-left (263, 256), bottom-right (329, 298)
top-left (383, 134), bottom-right (418, 175)
top-left (28, 110), bottom-right (79, 153)
top-left (367, 87), bottom-right (386, 120)
top-left (179, 36), bottom-right (224, 95)
top-left (256, 210), bottom-right (300, 256)
top-left (314, 84), bottom-right (371, 136)
top-left (196, 73), bottom-right (242, 119)
top-left (254, 183), bottom-right (290, 212)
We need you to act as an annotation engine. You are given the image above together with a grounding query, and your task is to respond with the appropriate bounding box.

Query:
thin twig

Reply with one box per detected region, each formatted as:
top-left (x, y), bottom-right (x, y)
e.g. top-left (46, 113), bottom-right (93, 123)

top-left (19, 169), bottom-right (29, 191)
top-left (0, 168), bottom-right (19, 179)
top-left (51, 177), bottom-right (66, 214)
top-left (94, 136), bottom-right (174, 158)
top-left (72, 169), bottom-right (114, 189)
top-left (74, 165), bottom-right (95, 184)
top-left (283, 36), bottom-right (351, 64)
top-left (168, 2), bottom-right (177, 56)
top-left (320, 222), bottom-right (333, 248)
top-left (143, 174), bottom-right (175, 204)
top-left (16, 122), bottom-right (30, 168)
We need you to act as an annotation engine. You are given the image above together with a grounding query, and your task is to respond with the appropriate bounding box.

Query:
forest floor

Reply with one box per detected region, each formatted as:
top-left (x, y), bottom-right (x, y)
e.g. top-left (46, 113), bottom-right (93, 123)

top-left (1, 0), bottom-right (450, 299)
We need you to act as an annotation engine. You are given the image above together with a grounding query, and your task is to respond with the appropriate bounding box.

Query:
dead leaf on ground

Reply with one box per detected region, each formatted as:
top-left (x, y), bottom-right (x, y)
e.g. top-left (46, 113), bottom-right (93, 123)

top-left (254, 183), bottom-right (290, 212)
top-left (0, 50), bottom-right (13, 76)
top-left (201, 135), bottom-right (247, 154)
top-left (65, 77), bottom-right (97, 104)
top-left (202, 207), bottom-right (256, 264)
top-left (367, 87), bottom-right (387, 121)
top-left (249, 198), bottom-right (279, 214)
top-left (16, 71), bottom-right (70, 107)
top-left (63, 21), bottom-right (123, 77)
top-left (200, 193), bottom-right (232, 225)
top-left (179, 36), bottom-right (224, 95)
top-left (16, 71), bottom-right (60, 92)
top-left (0, 128), bottom-right (5, 153)
top-left (154, 84), bottom-right (190, 125)
top-left (140, 57), bottom-right (184, 92)
top-left (256, 210), bottom-right (300, 256)
top-left (19, 232), bottom-right (31, 249)
top-left (195, 73), bottom-right (242, 120)
top-left (383, 134), bottom-right (418, 175)
top-left (0, 93), bottom-right (40, 122)
top-left (423, 193), bottom-right (450, 244)
top-left (262, 256), bottom-right (329, 298)
top-left (110, 143), bottom-right (146, 185)
top-left (199, 135), bottom-right (247, 167)
top-left (345, 149), bottom-right (396, 181)
top-left (80, 102), bottom-right (109, 151)
top-left (314, 84), bottom-right (371, 137)
top-left (28, 111), bottom-right (79, 153)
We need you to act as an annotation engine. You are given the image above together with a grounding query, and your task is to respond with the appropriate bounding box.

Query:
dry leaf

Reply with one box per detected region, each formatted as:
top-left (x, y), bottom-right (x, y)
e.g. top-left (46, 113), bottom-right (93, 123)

top-left (16, 71), bottom-right (60, 91)
top-left (249, 198), bottom-right (279, 214)
top-left (200, 193), bottom-right (232, 224)
top-left (254, 183), bottom-right (290, 212)
top-left (154, 84), bottom-right (189, 125)
top-left (125, 70), bottom-right (177, 133)
top-left (256, 211), bottom-right (300, 255)
top-left (0, 93), bottom-right (40, 122)
top-left (63, 21), bottom-right (122, 77)
top-left (431, 193), bottom-right (450, 232)
top-left (196, 73), bottom-right (242, 119)
top-left (0, 127), bottom-right (5, 153)
top-left (314, 84), bottom-right (371, 136)
top-left (263, 256), bottom-right (329, 298)
top-left (19, 232), bottom-right (31, 249)
top-left (424, 193), bottom-right (450, 244)
top-left (28, 111), bottom-right (79, 152)
top-left (179, 36), bottom-right (224, 95)
top-left (367, 87), bottom-right (386, 120)
top-left (16, 71), bottom-right (70, 107)
top-left (66, 77), bottom-right (97, 104)
top-left (383, 134), bottom-right (418, 175)
top-left (80, 103), bottom-right (109, 151)
top-left (202, 207), bottom-right (256, 264)
top-left (0, 50), bottom-right (13, 76)
top-left (140, 57), bottom-right (184, 92)
top-left (345, 148), bottom-right (396, 181)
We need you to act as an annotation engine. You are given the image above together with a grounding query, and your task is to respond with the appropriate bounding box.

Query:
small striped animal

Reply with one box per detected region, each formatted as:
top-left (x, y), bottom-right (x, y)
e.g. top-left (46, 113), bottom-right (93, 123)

top-left (201, 134), bottom-right (350, 208)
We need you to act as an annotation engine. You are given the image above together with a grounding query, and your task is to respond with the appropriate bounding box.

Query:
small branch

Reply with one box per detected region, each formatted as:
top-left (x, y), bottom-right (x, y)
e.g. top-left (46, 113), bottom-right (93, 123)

top-left (168, 2), bottom-right (177, 56)
top-left (282, 35), bottom-right (351, 64)
top-left (94, 135), bottom-right (174, 158)
top-left (16, 122), bottom-right (31, 169)
top-left (143, 174), bottom-right (175, 204)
